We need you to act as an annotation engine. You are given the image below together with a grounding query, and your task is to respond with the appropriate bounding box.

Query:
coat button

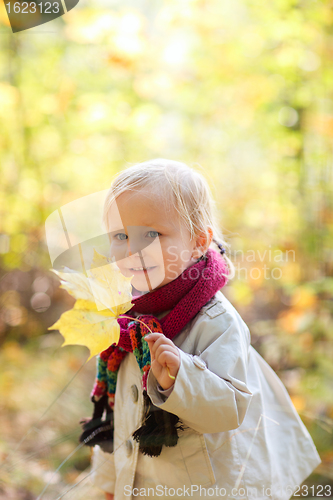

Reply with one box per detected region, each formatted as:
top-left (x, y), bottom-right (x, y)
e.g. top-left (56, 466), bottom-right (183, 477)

top-left (193, 355), bottom-right (207, 370)
top-left (130, 384), bottom-right (139, 403)
top-left (126, 439), bottom-right (133, 456)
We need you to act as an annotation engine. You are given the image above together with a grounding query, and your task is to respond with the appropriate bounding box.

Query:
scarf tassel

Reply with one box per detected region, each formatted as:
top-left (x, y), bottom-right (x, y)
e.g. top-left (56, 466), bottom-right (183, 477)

top-left (79, 394), bottom-right (114, 453)
top-left (132, 390), bottom-right (186, 457)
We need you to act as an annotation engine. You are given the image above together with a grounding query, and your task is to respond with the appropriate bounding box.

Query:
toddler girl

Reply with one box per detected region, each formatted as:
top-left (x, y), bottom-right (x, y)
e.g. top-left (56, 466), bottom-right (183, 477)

top-left (84, 159), bottom-right (320, 500)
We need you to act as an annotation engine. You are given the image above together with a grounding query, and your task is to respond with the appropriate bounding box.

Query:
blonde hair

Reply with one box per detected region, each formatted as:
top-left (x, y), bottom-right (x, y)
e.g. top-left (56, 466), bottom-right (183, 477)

top-left (103, 158), bottom-right (235, 281)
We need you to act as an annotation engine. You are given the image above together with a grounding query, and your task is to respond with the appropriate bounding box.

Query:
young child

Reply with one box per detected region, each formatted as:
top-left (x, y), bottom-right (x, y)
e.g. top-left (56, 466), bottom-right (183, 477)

top-left (86, 159), bottom-right (321, 500)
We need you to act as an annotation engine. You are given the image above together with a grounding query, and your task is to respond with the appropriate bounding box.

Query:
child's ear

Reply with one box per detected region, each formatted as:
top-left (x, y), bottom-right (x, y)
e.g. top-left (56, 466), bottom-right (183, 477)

top-left (192, 228), bottom-right (213, 259)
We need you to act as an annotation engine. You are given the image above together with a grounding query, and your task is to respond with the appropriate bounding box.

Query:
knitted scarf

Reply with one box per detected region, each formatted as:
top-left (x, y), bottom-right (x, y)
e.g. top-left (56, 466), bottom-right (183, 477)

top-left (80, 247), bottom-right (229, 457)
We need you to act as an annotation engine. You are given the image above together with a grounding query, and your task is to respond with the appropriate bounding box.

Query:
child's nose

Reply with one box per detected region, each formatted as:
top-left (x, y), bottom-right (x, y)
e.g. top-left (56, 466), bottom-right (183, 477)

top-left (126, 237), bottom-right (144, 258)
top-left (124, 228), bottom-right (147, 257)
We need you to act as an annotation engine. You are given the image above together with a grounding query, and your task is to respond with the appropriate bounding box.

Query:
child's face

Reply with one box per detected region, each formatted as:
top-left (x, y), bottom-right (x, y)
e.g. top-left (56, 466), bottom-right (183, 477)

top-left (106, 190), bottom-right (204, 292)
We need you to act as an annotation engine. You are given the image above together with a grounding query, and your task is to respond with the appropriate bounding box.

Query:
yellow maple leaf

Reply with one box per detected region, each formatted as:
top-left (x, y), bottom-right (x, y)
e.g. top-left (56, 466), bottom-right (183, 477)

top-left (87, 251), bottom-right (133, 312)
top-left (49, 250), bottom-right (134, 360)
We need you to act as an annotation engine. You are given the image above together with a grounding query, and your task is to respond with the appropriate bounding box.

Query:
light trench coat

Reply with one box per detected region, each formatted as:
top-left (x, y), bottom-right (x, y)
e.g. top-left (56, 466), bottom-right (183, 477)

top-left (90, 290), bottom-right (321, 500)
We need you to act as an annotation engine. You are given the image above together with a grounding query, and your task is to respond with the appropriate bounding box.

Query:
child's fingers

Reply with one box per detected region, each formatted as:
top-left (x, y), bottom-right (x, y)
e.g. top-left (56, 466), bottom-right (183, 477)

top-left (144, 334), bottom-right (179, 377)
top-left (145, 334), bottom-right (175, 357)
top-left (143, 332), bottom-right (164, 342)
top-left (154, 344), bottom-right (179, 364)
top-left (144, 332), bottom-right (175, 349)
top-left (144, 333), bottom-right (166, 355)
top-left (144, 333), bottom-right (180, 383)
top-left (156, 349), bottom-right (179, 368)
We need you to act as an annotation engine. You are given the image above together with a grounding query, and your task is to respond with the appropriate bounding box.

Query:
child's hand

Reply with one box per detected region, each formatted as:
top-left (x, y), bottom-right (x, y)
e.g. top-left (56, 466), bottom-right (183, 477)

top-left (105, 493), bottom-right (114, 500)
top-left (144, 332), bottom-right (180, 390)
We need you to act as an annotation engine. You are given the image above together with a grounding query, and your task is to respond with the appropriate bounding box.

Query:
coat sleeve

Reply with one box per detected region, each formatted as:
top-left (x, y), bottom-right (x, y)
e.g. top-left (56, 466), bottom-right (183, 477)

top-left (89, 445), bottom-right (116, 494)
top-left (147, 309), bottom-right (253, 435)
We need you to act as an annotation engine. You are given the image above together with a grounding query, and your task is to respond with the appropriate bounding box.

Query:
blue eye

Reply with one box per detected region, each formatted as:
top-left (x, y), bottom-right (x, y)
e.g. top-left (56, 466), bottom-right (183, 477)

top-left (147, 231), bottom-right (161, 238)
top-left (113, 231), bottom-right (160, 241)
top-left (114, 233), bottom-right (128, 241)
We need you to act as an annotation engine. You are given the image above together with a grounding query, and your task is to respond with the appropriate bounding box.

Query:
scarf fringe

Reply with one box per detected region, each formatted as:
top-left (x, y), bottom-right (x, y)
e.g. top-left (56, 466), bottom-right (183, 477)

top-left (132, 390), bottom-right (186, 457)
top-left (79, 394), bottom-right (114, 453)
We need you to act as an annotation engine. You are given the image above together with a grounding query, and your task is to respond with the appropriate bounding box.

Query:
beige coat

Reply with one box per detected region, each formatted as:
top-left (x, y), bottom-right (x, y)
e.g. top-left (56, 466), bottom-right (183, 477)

top-left (90, 290), bottom-right (321, 500)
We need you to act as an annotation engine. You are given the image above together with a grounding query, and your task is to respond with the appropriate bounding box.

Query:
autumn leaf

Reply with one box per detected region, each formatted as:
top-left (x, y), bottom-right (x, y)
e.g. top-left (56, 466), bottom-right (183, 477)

top-left (87, 250), bottom-right (133, 312)
top-left (51, 267), bottom-right (94, 302)
top-left (49, 250), bottom-right (134, 360)
top-left (49, 299), bottom-right (131, 359)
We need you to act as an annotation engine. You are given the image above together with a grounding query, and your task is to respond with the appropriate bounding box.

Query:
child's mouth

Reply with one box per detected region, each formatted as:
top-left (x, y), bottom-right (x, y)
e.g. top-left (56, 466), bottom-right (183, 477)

top-left (129, 266), bottom-right (157, 274)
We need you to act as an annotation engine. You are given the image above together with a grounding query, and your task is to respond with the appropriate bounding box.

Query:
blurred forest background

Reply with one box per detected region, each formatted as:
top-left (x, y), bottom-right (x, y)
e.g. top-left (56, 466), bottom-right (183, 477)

top-left (0, 0), bottom-right (333, 498)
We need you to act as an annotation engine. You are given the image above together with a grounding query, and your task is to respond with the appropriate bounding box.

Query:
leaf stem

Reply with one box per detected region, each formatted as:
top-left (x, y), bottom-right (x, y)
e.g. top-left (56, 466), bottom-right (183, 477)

top-left (118, 315), bottom-right (154, 334)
